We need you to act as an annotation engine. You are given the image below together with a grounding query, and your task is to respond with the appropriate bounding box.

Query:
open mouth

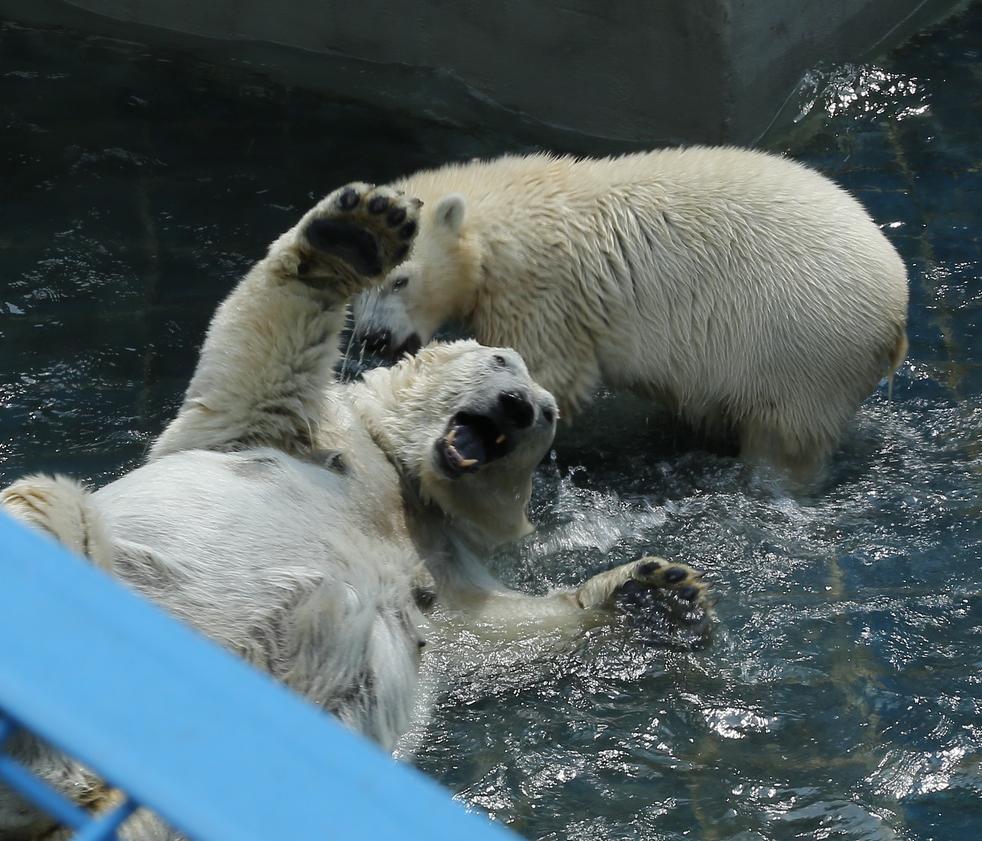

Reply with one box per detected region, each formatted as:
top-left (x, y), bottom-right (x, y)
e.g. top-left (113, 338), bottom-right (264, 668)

top-left (434, 411), bottom-right (513, 478)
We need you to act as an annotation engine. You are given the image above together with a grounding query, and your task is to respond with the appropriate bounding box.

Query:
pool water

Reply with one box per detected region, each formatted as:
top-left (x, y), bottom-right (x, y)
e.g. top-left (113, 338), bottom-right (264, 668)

top-left (1, 6), bottom-right (979, 841)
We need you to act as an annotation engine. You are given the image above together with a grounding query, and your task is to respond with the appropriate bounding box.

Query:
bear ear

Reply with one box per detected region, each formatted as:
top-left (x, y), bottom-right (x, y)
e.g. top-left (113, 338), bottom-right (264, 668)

top-left (434, 194), bottom-right (466, 235)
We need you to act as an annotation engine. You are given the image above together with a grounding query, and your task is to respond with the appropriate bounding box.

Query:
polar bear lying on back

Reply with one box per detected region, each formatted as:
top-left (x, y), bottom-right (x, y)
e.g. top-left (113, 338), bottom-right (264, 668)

top-left (0, 183), bottom-right (708, 839)
top-left (353, 148), bottom-right (909, 476)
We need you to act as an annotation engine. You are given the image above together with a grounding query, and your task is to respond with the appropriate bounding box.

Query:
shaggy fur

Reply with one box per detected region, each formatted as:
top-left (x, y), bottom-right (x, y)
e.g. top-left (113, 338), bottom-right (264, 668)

top-left (352, 149), bottom-right (910, 476)
top-left (1, 183), bottom-right (708, 840)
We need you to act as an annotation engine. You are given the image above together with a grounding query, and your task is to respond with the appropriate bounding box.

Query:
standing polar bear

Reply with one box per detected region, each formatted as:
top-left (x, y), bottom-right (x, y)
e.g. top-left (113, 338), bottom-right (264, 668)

top-left (353, 148), bottom-right (909, 476)
top-left (0, 183), bottom-right (709, 839)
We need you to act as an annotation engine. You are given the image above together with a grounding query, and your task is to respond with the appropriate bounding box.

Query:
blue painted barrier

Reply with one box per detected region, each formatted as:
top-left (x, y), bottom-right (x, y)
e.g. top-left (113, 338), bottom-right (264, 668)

top-left (0, 510), bottom-right (519, 840)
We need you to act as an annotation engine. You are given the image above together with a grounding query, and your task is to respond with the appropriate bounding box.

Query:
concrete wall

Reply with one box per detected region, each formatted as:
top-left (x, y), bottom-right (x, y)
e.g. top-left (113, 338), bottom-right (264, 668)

top-left (0, 0), bottom-right (968, 149)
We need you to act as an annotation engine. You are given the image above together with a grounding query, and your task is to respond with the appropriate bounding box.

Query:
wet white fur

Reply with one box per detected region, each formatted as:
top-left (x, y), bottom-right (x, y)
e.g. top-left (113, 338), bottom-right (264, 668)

top-left (1, 187), bottom-right (671, 840)
top-left (354, 149), bottom-right (909, 475)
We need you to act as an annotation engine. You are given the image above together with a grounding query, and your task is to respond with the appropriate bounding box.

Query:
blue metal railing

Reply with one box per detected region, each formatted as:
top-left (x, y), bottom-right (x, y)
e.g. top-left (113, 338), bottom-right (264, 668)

top-left (0, 511), bottom-right (518, 840)
top-left (0, 713), bottom-right (138, 839)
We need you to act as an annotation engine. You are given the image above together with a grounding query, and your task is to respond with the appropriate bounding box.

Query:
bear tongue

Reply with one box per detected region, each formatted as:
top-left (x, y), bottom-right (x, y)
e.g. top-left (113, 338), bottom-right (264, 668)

top-left (447, 424), bottom-right (487, 469)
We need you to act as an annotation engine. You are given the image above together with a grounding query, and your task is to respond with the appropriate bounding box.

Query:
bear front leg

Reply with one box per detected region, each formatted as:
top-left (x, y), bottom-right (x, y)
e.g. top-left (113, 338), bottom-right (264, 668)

top-left (151, 184), bottom-right (420, 459)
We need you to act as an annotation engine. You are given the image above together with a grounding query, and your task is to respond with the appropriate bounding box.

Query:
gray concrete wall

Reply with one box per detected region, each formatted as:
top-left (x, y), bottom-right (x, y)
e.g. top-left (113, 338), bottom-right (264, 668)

top-left (0, 0), bottom-right (969, 149)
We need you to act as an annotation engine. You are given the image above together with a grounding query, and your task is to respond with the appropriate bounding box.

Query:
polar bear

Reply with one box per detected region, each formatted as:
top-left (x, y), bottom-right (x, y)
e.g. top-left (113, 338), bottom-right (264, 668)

top-left (0, 183), bottom-right (709, 839)
top-left (352, 149), bottom-right (910, 476)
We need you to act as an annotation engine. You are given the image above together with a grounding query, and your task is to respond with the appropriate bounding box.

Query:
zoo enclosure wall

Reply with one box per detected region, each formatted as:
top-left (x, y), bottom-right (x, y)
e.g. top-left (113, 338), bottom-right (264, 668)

top-left (0, 0), bottom-right (971, 151)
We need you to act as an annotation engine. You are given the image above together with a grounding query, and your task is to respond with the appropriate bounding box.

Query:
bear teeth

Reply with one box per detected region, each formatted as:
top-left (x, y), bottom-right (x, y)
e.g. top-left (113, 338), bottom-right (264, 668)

top-left (444, 439), bottom-right (479, 469)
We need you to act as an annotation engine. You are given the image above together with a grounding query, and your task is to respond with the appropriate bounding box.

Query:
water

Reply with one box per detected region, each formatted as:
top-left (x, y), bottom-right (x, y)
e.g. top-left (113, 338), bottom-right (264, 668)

top-left (1, 6), bottom-right (980, 841)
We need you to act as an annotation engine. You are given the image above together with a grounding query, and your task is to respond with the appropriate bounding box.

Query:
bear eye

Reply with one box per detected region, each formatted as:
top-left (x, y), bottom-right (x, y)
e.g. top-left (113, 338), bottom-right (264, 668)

top-left (492, 354), bottom-right (507, 368)
top-left (392, 275), bottom-right (409, 291)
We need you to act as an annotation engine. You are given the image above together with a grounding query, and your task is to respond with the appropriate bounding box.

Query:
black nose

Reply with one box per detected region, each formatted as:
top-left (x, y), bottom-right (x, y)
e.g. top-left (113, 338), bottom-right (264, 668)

top-left (498, 390), bottom-right (534, 428)
top-left (360, 329), bottom-right (392, 354)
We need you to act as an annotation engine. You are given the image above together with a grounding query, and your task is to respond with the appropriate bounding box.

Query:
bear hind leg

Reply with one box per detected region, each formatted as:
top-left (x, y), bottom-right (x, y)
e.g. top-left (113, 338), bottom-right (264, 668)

top-left (738, 417), bottom-right (833, 483)
top-left (1, 474), bottom-right (113, 572)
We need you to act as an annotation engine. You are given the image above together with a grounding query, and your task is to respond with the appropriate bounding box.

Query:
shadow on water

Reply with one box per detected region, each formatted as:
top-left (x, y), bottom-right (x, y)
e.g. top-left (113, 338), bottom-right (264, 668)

top-left (0, 5), bottom-right (980, 841)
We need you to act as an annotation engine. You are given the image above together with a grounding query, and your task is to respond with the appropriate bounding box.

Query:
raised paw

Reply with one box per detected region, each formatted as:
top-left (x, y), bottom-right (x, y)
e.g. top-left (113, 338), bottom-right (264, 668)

top-left (274, 183), bottom-right (421, 300)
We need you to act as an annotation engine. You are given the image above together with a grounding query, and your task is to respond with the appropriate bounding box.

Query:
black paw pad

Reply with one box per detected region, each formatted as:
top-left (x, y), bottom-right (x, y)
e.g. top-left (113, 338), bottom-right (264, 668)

top-left (400, 221), bottom-right (417, 240)
top-left (386, 207), bottom-right (406, 226)
top-left (394, 244), bottom-right (410, 262)
top-left (337, 188), bottom-right (360, 210)
top-left (368, 195), bottom-right (389, 214)
top-left (304, 218), bottom-right (382, 277)
top-left (638, 560), bottom-right (661, 576)
top-left (664, 567), bottom-right (688, 584)
top-left (679, 585), bottom-right (699, 601)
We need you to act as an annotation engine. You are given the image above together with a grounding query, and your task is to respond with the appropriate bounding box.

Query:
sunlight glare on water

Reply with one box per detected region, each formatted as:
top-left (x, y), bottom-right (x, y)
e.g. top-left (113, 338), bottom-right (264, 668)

top-left (795, 63), bottom-right (930, 122)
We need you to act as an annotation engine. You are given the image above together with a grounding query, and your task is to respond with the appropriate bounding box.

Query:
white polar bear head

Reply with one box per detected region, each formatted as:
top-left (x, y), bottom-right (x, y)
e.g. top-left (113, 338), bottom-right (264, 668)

top-left (351, 339), bottom-right (557, 548)
top-left (352, 194), bottom-right (476, 356)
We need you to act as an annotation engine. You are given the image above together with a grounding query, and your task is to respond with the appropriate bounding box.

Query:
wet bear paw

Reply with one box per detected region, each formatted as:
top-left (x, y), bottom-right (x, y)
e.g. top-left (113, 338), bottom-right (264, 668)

top-left (577, 555), bottom-right (713, 621)
top-left (617, 557), bottom-right (711, 610)
top-left (612, 556), bottom-right (715, 644)
top-left (273, 183), bottom-right (421, 301)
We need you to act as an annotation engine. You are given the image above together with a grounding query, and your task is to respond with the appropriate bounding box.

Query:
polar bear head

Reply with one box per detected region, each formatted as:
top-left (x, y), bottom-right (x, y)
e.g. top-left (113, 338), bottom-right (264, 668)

top-left (352, 340), bottom-right (557, 548)
top-left (351, 194), bottom-right (476, 357)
